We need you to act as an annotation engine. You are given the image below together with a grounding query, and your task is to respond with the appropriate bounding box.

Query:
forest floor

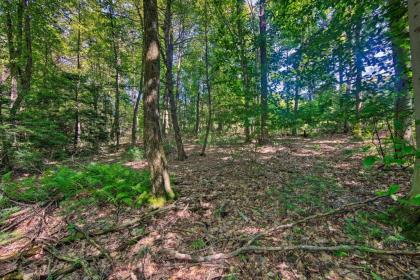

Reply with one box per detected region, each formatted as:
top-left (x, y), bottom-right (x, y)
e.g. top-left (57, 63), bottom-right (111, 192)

top-left (1, 135), bottom-right (419, 279)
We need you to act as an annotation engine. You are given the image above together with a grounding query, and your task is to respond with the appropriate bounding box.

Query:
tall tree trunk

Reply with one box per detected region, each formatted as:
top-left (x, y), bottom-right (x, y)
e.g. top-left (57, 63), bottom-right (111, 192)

top-left (7, 0), bottom-right (32, 121)
top-left (132, 59), bottom-right (144, 146)
top-left (338, 50), bottom-right (350, 133)
top-left (3, 0), bottom-right (32, 170)
top-left (74, 2), bottom-right (82, 152)
top-left (195, 87), bottom-right (200, 136)
top-left (200, 0), bottom-right (212, 156)
top-left (292, 80), bottom-right (299, 136)
top-left (109, 1), bottom-right (120, 147)
top-left (164, 0), bottom-right (187, 161)
top-left (143, 0), bottom-right (174, 198)
top-left (388, 0), bottom-right (411, 153)
top-left (353, 21), bottom-right (363, 138)
top-left (237, 0), bottom-right (251, 142)
top-left (132, 0), bottom-right (144, 146)
top-left (174, 49), bottom-right (183, 110)
top-left (162, 92), bottom-right (169, 138)
top-left (408, 0), bottom-right (420, 198)
top-left (259, 0), bottom-right (268, 144)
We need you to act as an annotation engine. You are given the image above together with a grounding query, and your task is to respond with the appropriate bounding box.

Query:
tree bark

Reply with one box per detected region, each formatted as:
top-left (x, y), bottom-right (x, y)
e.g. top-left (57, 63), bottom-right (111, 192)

top-left (353, 21), bottom-right (363, 137)
top-left (195, 87), bottom-right (200, 136)
top-left (388, 0), bottom-right (411, 152)
top-left (237, 0), bottom-right (251, 142)
top-left (143, 0), bottom-right (174, 198)
top-left (292, 80), bottom-right (299, 136)
top-left (408, 0), bottom-right (420, 197)
top-left (132, 59), bottom-right (144, 146)
top-left (108, 1), bottom-right (121, 147)
top-left (7, 0), bottom-right (32, 121)
top-left (259, 0), bottom-right (268, 144)
top-left (200, 0), bottom-right (212, 156)
top-left (74, 2), bottom-right (82, 152)
top-left (164, 0), bottom-right (187, 161)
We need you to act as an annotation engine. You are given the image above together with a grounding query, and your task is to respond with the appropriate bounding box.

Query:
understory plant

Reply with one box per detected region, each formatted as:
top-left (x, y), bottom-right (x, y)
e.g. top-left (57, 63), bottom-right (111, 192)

top-left (0, 163), bottom-right (152, 209)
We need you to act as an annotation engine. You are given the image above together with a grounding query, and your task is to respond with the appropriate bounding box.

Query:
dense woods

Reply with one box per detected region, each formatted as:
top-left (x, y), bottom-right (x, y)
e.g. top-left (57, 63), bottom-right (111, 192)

top-left (0, 0), bottom-right (419, 279)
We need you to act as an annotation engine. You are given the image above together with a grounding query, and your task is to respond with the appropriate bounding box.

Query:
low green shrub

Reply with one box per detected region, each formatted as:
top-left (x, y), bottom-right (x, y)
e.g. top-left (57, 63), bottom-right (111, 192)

top-left (1, 163), bottom-right (151, 208)
top-left (122, 147), bottom-right (144, 161)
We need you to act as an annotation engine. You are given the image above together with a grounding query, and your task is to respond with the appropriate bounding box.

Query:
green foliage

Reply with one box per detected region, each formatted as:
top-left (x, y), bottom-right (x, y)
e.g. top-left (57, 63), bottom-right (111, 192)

top-left (344, 212), bottom-right (384, 242)
top-left (122, 147), bottom-right (144, 161)
top-left (375, 184), bottom-right (400, 197)
top-left (190, 238), bottom-right (206, 250)
top-left (0, 163), bottom-right (151, 208)
top-left (370, 272), bottom-right (384, 280)
top-left (362, 156), bottom-right (379, 169)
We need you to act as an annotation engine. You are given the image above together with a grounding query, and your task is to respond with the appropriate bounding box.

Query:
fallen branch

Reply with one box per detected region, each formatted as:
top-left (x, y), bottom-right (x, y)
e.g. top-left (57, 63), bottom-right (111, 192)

top-left (265, 195), bottom-right (388, 235)
top-left (55, 204), bottom-right (174, 248)
top-left (165, 244), bottom-right (420, 262)
top-left (1, 204), bottom-right (174, 263)
top-left (164, 195), bottom-right (410, 262)
top-left (71, 223), bottom-right (113, 263)
top-left (45, 246), bottom-right (106, 279)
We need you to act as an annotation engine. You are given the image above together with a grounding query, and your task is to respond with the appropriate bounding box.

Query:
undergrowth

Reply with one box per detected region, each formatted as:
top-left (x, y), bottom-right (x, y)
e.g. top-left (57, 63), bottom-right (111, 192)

top-left (0, 163), bottom-right (152, 209)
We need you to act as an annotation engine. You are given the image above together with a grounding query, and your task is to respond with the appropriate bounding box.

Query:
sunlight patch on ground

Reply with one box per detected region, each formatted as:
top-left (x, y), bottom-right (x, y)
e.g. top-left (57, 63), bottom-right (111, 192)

top-left (125, 160), bottom-right (148, 170)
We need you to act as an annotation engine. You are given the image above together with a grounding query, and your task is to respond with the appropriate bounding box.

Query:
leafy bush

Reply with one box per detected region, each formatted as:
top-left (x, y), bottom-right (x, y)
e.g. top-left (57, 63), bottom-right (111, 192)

top-left (1, 163), bottom-right (151, 208)
top-left (122, 147), bottom-right (144, 161)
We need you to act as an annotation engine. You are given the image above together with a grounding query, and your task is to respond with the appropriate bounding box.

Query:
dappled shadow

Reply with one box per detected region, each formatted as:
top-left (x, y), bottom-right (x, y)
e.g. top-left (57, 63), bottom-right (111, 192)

top-left (0, 136), bottom-right (416, 279)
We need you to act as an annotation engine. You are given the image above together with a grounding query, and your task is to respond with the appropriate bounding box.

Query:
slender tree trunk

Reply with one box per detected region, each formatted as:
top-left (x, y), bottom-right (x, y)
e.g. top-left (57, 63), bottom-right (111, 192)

top-left (143, 0), bottom-right (174, 198)
top-left (389, 3), bottom-right (411, 154)
top-left (0, 68), bottom-right (9, 124)
top-left (237, 0), bottom-right (251, 142)
top-left (132, 59), bottom-right (144, 146)
top-left (338, 51), bottom-right (350, 133)
top-left (109, 1), bottom-right (120, 147)
top-left (353, 22), bottom-right (363, 137)
top-left (162, 92), bottom-right (169, 138)
top-left (74, 2), bottom-right (82, 152)
top-left (201, 0), bottom-right (212, 156)
top-left (7, 0), bottom-right (32, 121)
top-left (132, 1), bottom-right (144, 146)
top-left (408, 0), bottom-right (420, 197)
top-left (195, 87), bottom-right (200, 136)
top-left (259, 0), bottom-right (268, 144)
top-left (388, 0), bottom-right (412, 150)
top-left (174, 49), bottom-right (183, 110)
top-left (164, 0), bottom-right (187, 160)
top-left (292, 80), bottom-right (299, 136)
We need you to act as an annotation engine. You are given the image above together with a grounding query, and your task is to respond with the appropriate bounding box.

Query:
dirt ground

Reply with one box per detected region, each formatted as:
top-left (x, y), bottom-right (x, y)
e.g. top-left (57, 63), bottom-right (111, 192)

top-left (1, 135), bottom-right (419, 279)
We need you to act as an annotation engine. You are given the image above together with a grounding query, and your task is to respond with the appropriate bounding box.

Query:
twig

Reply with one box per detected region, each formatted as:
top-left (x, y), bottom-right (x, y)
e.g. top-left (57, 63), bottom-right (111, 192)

top-left (163, 195), bottom-right (409, 262)
top-left (264, 195), bottom-right (387, 235)
top-left (45, 246), bottom-right (106, 279)
top-left (55, 204), bottom-right (174, 248)
top-left (70, 222), bottom-right (113, 263)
